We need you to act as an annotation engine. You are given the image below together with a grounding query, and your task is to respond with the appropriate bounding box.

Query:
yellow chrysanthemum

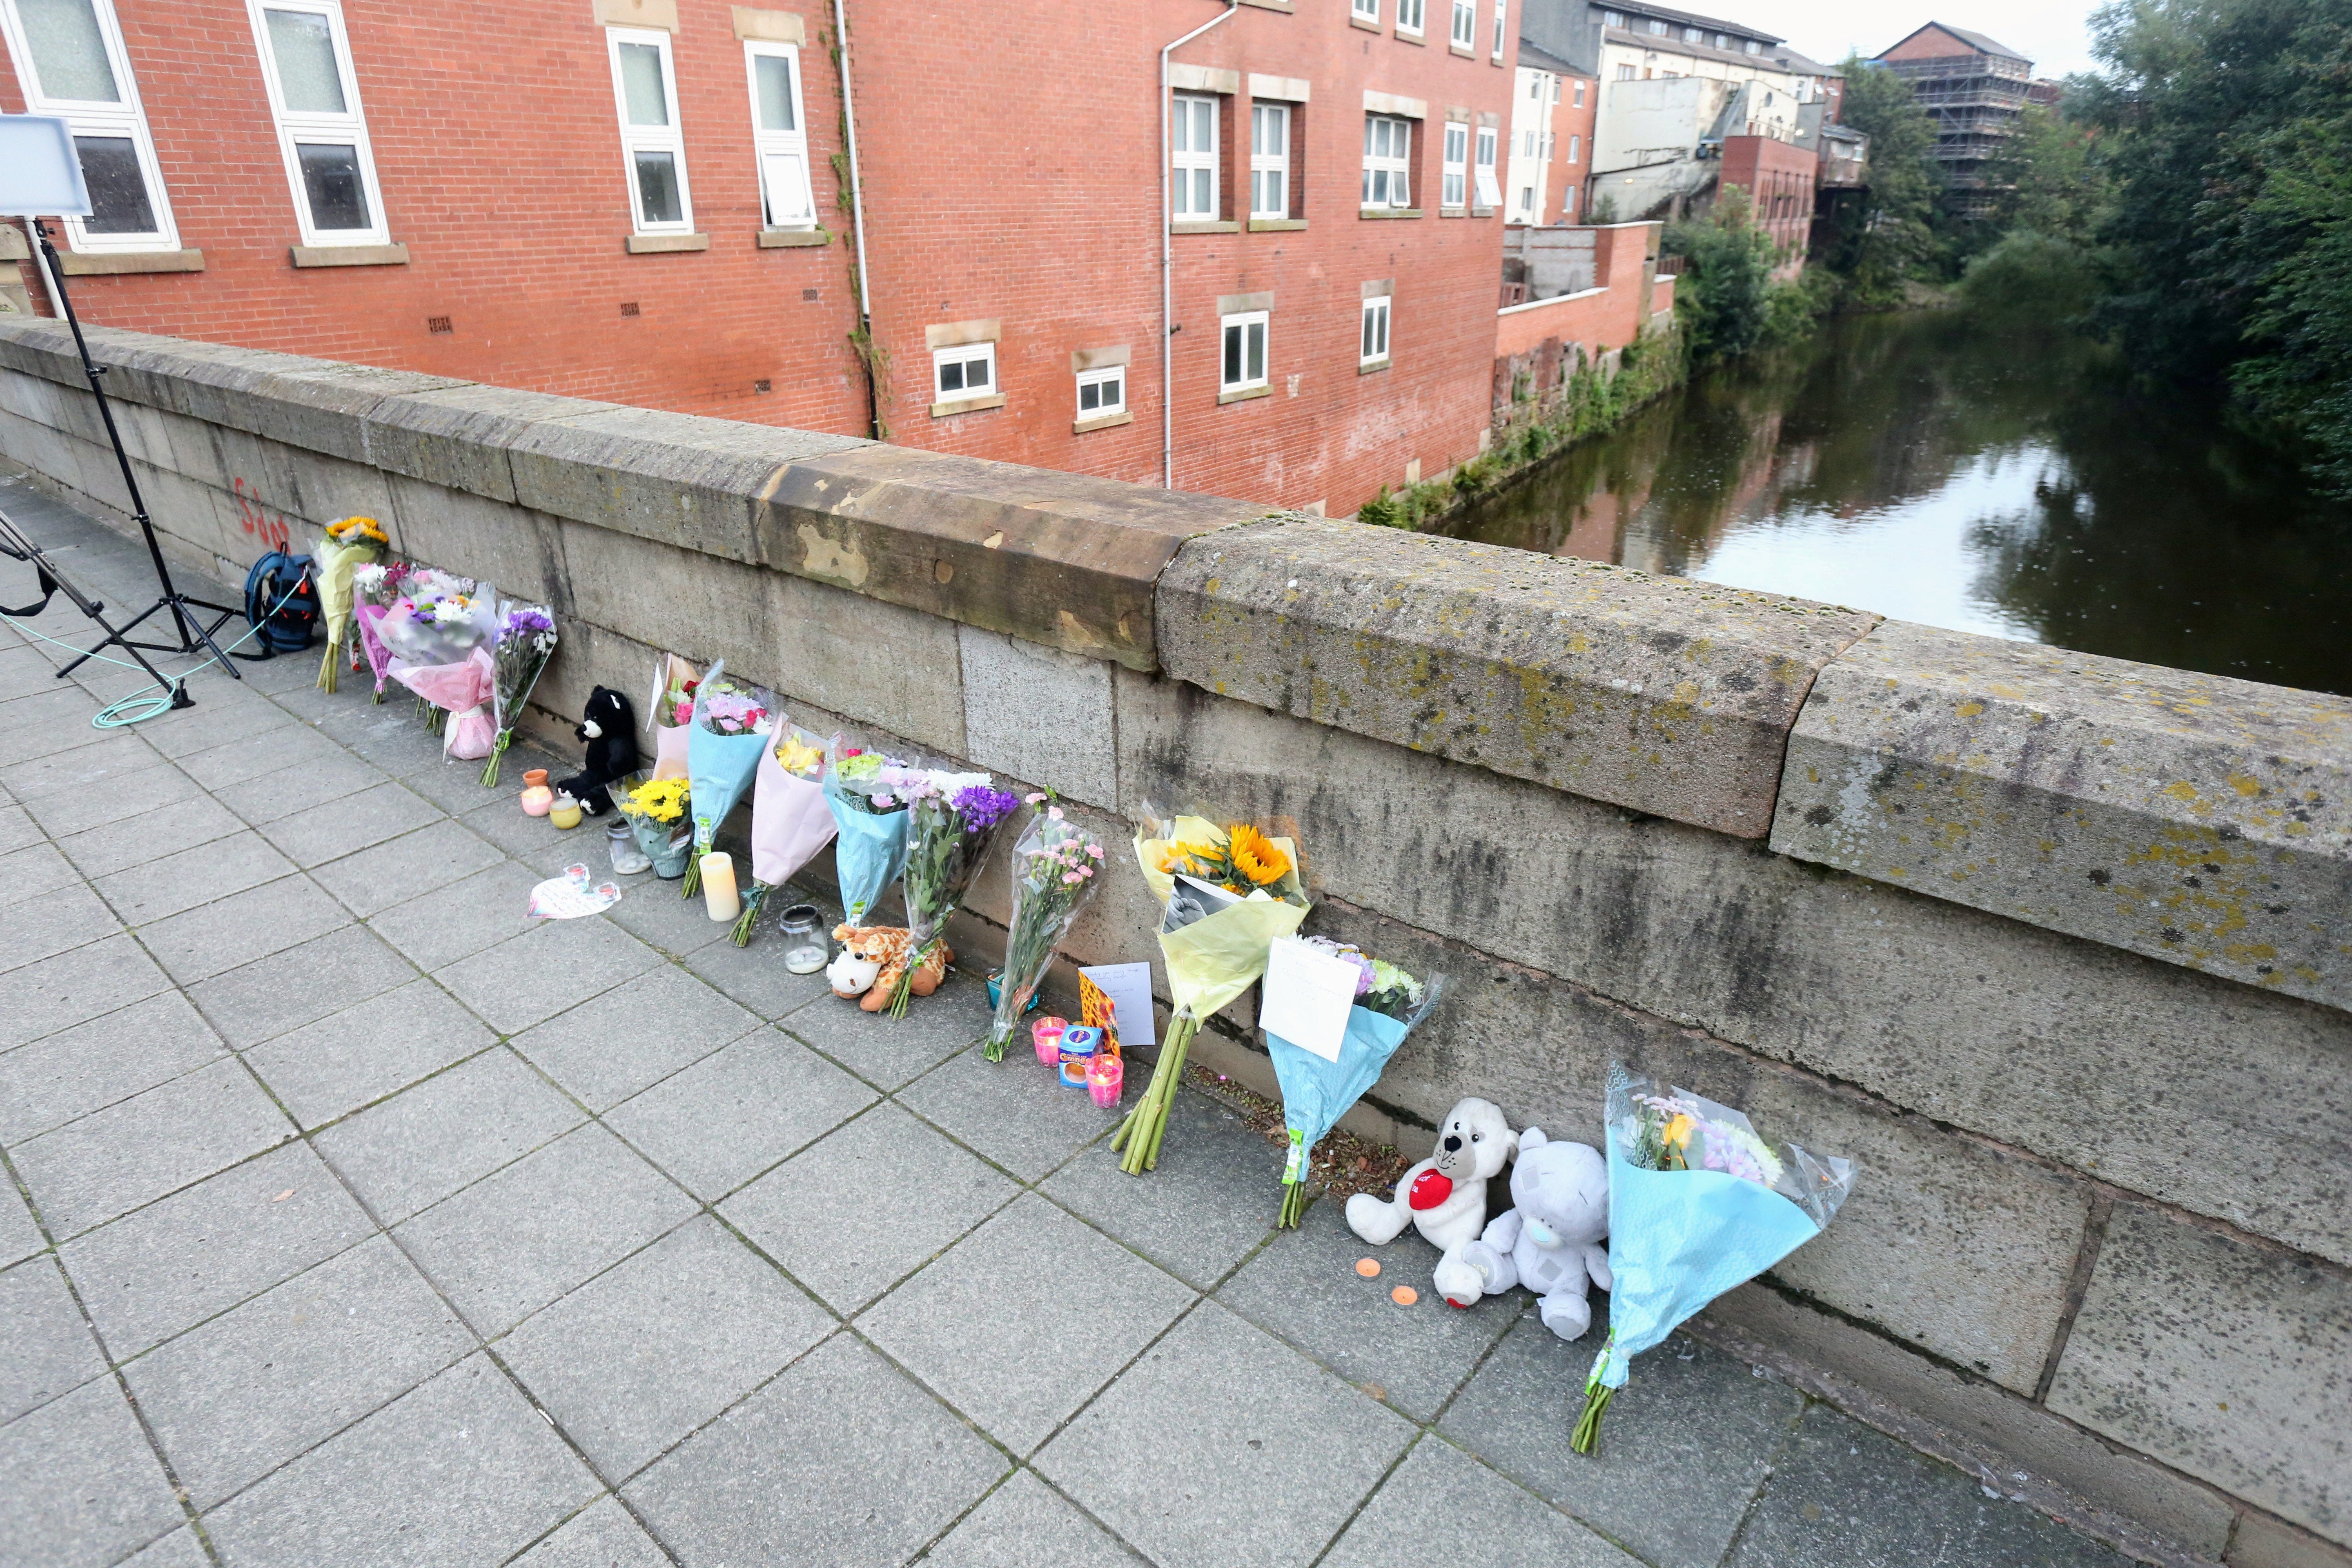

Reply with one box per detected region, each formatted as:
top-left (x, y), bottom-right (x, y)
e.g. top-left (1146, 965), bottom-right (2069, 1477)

top-left (774, 734), bottom-right (824, 778)
top-left (1228, 823), bottom-right (1290, 886)
top-left (624, 777), bottom-right (690, 823)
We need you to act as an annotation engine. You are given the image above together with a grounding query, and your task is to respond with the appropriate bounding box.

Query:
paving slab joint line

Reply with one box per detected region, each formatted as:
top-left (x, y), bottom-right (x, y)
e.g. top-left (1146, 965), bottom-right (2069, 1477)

top-left (1706, 1385), bottom-right (1817, 1568)
top-left (2036, 1187), bottom-right (2117, 1403)
top-left (1305, 1425), bottom-right (1433, 1568)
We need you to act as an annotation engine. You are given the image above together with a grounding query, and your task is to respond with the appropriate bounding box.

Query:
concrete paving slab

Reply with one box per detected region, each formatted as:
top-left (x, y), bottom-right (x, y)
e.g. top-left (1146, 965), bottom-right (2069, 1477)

top-left (122, 1234), bottom-right (472, 1507)
top-left (433, 916), bottom-right (661, 1036)
top-left (0, 882), bottom-right (120, 976)
top-left (721, 1102), bottom-right (1017, 1314)
top-left (0, 931), bottom-right (171, 1049)
top-left (56, 797), bottom-right (250, 882)
top-left (307, 817), bottom-right (503, 917)
top-left (0, 1254), bottom-right (109, 1423)
top-left (1035, 1300), bottom-right (1416, 1568)
top-left (678, 929), bottom-right (837, 1018)
top-left (601, 869), bottom-right (732, 956)
top-left (0, 839), bottom-right (89, 906)
top-left (509, 964), bottom-right (759, 1112)
top-left (258, 778), bottom-right (443, 869)
top-left (1040, 1086), bottom-right (1282, 1290)
top-left (176, 723), bottom-right (348, 791)
top-left (605, 1029), bottom-right (874, 1200)
top-left (20, 758), bottom-right (200, 839)
top-left (57, 1141), bottom-right (372, 1359)
top-left (1323, 1436), bottom-right (1640, 1568)
top-left (201, 1354), bottom-right (600, 1568)
top-left (920, 1470), bottom-right (1137, 1568)
top-left (138, 874), bottom-right (350, 986)
top-left (118, 1525), bottom-right (208, 1566)
top-left (895, 1042), bottom-right (1122, 1183)
top-left (624, 1333), bottom-right (1007, 1568)
top-left (508, 1497), bottom-right (671, 1568)
top-left (211, 750), bottom-right (386, 825)
top-left (0, 1374), bottom-right (185, 1568)
top-left (0, 1176), bottom-right (42, 1269)
top-left (0, 990), bottom-right (224, 1145)
top-left (186, 923), bottom-right (416, 1048)
top-left (244, 978), bottom-right (497, 1131)
top-left (94, 828), bottom-right (297, 924)
top-left (314, 1047), bottom-right (583, 1225)
top-left (780, 975), bottom-right (993, 1087)
top-left (861, 1194), bottom-right (1194, 1455)
top-left (11, 1056), bottom-right (290, 1238)
top-left (364, 859), bottom-right (543, 971)
top-left (496, 1216), bottom-right (832, 1481)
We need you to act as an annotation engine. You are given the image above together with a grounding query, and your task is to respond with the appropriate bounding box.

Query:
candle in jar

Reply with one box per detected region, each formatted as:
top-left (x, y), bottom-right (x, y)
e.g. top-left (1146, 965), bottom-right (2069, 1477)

top-left (548, 791), bottom-right (582, 829)
top-left (1032, 1016), bottom-right (1068, 1067)
top-left (1087, 1051), bottom-right (1123, 1109)
top-left (700, 852), bottom-right (740, 921)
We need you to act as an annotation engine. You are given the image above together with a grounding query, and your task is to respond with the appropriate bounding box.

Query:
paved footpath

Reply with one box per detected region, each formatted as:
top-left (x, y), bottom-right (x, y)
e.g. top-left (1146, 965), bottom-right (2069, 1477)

top-left (0, 474), bottom-right (2138, 1568)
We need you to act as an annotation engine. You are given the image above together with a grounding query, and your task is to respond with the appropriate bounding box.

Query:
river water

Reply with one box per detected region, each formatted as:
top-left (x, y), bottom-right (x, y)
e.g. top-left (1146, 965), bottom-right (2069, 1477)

top-left (1443, 307), bottom-right (2352, 695)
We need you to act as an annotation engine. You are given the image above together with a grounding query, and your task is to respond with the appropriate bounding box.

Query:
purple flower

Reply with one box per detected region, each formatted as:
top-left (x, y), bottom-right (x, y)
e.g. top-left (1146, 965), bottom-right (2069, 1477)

top-left (953, 785), bottom-right (1021, 834)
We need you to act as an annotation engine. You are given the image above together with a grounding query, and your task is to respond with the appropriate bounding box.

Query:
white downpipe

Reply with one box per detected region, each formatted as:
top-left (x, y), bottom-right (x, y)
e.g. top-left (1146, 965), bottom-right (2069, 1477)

top-left (833, 0), bottom-right (877, 435)
top-left (1160, 1), bottom-right (1235, 490)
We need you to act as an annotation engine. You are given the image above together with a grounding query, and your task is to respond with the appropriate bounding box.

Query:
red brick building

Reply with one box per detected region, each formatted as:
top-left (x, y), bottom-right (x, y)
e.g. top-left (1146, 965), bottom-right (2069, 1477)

top-left (1717, 132), bottom-right (1812, 270)
top-left (0, 0), bottom-right (1521, 514)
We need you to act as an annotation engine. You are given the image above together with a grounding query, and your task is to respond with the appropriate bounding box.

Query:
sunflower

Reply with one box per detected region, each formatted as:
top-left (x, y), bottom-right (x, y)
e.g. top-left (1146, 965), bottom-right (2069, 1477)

top-left (327, 514), bottom-right (389, 546)
top-left (1159, 840), bottom-right (1222, 877)
top-left (1228, 823), bottom-right (1290, 887)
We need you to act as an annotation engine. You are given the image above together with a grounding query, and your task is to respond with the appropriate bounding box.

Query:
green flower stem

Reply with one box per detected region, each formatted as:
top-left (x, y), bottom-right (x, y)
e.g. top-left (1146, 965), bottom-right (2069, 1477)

top-left (1569, 1383), bottom-right (1613, 1455)
top-left (480, 729), bottom-right (511, 787)
top-left (729, 882), bottom-right (772, 947)
top-left (1114, 1010), bottom-right (1199, 1175)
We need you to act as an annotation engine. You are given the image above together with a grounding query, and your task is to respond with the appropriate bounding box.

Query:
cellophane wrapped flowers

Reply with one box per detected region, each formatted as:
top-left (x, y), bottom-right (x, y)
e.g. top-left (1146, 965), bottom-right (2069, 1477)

top-left (351, 560), bottom-right (409, 703)
top-left (872, 766), bottom-right (1020, 1016)
top-left (677, 664), bottom-right (773, 898)
top-left (312, 514), bottom-right (385, 694)
top-left (1570, 1064), bottom-right (1855, 1455)
top-left (822, 740), bottom-right (910, 924)
top-left (1112, 810), bottom-right (1311, 1176)
top-left (379, 571), bottom-right (499, 755)
top-left (983, 795), bottom-right (1107, 1060)
top-left (615, 773), bottom-right (693, 878)
top-left (480, 603), bottom-right (557, 786)
top-left (731, 726), bottom-right (836, 946)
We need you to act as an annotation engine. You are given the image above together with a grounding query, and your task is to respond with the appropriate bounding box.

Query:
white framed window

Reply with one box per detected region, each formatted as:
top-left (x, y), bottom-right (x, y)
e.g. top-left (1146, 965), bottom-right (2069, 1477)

top-left (1567, 133), bottom-right (1580, 164)
top-left (1602, 9), bottom-right (1624, 24)
top-left (1714, 33), bottom-right (1729, 47)
top-left (1526, 74), bottom-right (1541, 99)
top-left (1475, 125), bottom-right (1501, 206)
top-left (1219, 310), bottom-right (1267, 393)
top-left (1450, 0), bottom-right (1474, 47)
top-left (1616, 62), bottom-right (1635, 79)
top-left (1744, 38), bottom-right (1760, 53)
top-left (1517, 185), bottom-right (1534, 215)
top-left (934, 342), bottom-right (997, 401)
top-left (0, 0), bottom-right (178, 253)
top-left (1352, 0), bottom-right (1378, 19)
top-left (1250, 102), bottom-right (1289, 219)
top-left (1441, 121), bottom-right (1467, 207)
top-left (1646, 19), bottom-right (1668, 34)
top-left (1573, 79), bottom-right (1586, 106)
top-left (1683, 26), bottom-right (1700, 42)
top-left (1172, 92), bottom-right (1217, 220)
top-left (606, 27), bottom-right (693, 234)
top-left (247, 0), bottom-right (387, 247)
top-left (744, 41), bottom-right (814, 229)
top-left (1362, 114), bottom-right (1410, 209)
top-left (1492, 0), bottom-right (1507, 56)
top-left (1076, 365), bottom-right (1125, 418)
top-left (1396, 0), bottom-right (1424, 36)
top-left (1360, 295), bottom-right (1390, 365)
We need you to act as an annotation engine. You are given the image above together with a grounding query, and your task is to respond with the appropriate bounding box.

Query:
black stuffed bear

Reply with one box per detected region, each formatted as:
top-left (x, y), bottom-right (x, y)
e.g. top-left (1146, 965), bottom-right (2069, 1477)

top-left (557, 686), bottom-right (640, 816)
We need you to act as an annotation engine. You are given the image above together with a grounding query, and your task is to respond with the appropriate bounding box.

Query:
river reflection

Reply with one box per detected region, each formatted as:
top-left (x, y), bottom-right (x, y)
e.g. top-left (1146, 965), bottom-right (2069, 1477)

top-left (1443, 307), bottom-right (2352, 695)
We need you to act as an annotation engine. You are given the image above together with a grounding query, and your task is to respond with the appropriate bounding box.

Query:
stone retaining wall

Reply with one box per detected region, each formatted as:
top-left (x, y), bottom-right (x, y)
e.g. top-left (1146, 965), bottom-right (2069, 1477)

top-left (0, 317), bottom-right (2342, 1568)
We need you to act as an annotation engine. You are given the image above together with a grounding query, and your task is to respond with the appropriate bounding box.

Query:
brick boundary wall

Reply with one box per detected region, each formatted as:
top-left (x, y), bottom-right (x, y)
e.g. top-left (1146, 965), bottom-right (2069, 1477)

top-left (0, 317), bottom-right (2342, 1568)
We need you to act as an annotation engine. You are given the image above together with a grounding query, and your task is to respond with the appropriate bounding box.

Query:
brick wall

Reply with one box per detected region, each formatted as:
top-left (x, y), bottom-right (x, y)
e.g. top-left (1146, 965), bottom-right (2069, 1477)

top-left (1717, 133), bottom-right (1813, 269)
top-left (1545, 71), bottom-right (1596, 220)
top-left (0, 0), bottom-right (1518, 517)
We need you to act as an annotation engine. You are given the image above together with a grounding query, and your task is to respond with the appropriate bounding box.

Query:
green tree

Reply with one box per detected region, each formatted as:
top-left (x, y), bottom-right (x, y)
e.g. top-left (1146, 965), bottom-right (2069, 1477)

top-left (1665, 192), bottom-right (1779, 363)
top-left (1980, 105), bottom-right (2106, 243)
top-left (1821, 58), bottom-right (1942, 302)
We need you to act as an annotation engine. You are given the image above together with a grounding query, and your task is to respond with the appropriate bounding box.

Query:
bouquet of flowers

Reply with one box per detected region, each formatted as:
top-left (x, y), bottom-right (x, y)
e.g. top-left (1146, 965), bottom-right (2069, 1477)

top-left (312, 515), bottom-right (386, 693)
top-left (614, 773), bottom-right (695, 878)
top-left (351, 560), bottom-right (409, 703)
top-left (869, 764), bottom-right (1021, 1015)
top-left (380, 571), bottom-right (500, 758)
top-left (677, 662), bottom-right (775, 898)
top-left (1265, 939), bottom-right (1444, 1227)
top-left (730, 725), bottom-right (837, 945)
top-left (822, 739), bottom-right (911, 924)
top-left (1570, 1064), bottom-right (1855, 1454)
top-left (647, 653), bottom-right (700, 780)
top-left (479, 603), bottom-right (557, 786)
top-left (1111, 810), bottom-right (1310, 1176)
top-left (983, 794), bottom-right (1107, 1059)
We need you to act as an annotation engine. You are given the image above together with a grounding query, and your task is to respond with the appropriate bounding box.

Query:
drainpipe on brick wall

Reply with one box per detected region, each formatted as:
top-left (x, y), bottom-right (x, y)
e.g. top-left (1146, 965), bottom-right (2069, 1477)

top-left (834, 0), bottom-right (880, 440)
top-left (1160, 0), bottom-right (1236, 490)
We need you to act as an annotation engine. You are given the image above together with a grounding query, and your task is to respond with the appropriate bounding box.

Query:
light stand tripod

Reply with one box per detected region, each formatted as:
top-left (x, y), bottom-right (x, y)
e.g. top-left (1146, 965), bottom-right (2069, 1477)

top-left (27, 217), bottom-right (244, 686)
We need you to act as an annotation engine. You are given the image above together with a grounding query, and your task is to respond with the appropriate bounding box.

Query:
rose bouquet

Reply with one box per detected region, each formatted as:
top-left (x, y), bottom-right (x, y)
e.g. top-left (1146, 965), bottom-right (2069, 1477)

top-left (1265, 939), bottom-right (1444, 1227)
top-left (614, 773), bottom-right (694, 878)
top-left (351, 560), bottom-right (409, 703)
top-left (821, 739), bottom-right (911, 924)
top-left (380, 571), bottom-right (500, 758)
top-left (869, 765), bottom-right (1021, 1016)
top-left (1110, 810), bottom-right (1310, 1176)
top-left (1570, 1063), bottom-right (1855, 1455)
top-left (312, 515), bottom-right (386, 693)
top-left (677, 662), bottom-right (775, 898)
top-left (982, 794), bottom-right (1107, 1059)
top-left (479, 603), bottom-right (557, 786)
top-left (646, 653), bottom-right (700, 780)
top-left (730, 725), bottom-right (837, 946)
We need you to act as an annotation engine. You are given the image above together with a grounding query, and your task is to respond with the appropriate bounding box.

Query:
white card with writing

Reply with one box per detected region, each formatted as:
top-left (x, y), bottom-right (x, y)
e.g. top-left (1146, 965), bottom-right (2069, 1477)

top-left (1257, 937), bottom-right (1359, 1063)
top-left (1078, 962), bottom-right (1156, 1049)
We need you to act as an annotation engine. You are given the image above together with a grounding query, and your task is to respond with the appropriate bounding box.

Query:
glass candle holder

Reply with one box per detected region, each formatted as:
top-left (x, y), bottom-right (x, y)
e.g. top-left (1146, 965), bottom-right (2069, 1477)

top-left (778, 904), bottom-right (827, 975)
top-left (1087, 1051), bottom-right (1123, 1109)
top-left (520, 768), bottom-right (554, 817)
top-left (548, 791), bottom-right (582, 829)
top-left (1032, 1016), bottom-right (1068, 1067)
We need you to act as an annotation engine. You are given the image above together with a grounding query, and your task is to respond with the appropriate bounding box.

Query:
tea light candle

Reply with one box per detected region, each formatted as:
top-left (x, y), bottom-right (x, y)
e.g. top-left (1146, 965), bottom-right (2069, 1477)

top-left (548, 792), bottom-right (582, 830)
top-left (700, 852), bottom-right (740, 921)
top-left (1032, 1016), bottom-right (1068, 1067)
top-left (1087, 1051), bottom-right (1123, 1109)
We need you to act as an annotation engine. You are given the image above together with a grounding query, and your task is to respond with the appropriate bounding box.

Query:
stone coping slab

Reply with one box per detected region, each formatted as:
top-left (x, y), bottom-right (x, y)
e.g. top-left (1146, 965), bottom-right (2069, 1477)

top-left (1771, 619), bottom-right (2352, 1010)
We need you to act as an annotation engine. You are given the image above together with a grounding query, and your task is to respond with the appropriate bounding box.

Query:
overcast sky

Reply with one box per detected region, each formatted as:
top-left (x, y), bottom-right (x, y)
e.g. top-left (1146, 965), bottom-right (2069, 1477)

top-left (1733, 0), bottom-right (2105, 78)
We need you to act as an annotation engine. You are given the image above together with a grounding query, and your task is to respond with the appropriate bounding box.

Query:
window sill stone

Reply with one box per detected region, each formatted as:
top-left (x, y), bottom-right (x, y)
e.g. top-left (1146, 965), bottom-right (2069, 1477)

top-left (625, 233), bottom-right (710, 254)
top-left (1360, 207), bottom-right (1423, 220)
top-left (1073, 410), bottom-right (1135, 434)
top-left (1395, 28), bottom-right (1425, 44)
top-left (1171, 220), bottom-right (1241, 235)
top-left (931, 392), bottom-right (1005, 419)
top-left (1359, 357), bottom-right (1391, 375)
top-left (757, 227), bottom-right (831, 248)
top-left (288, 243), bottom-right (406, 269)
top-left (1470, 205), bottom-right (1495, 218)
top-left (1450, 41), bottom-right (1476, 56)
top-left (1348, 11), bottom-right (1382, 27)
top-left (1248, 218), bottom-right (1308, 232)
top-left (1218, 384), bottom-right (1273, 405)
top-left (57, 248), bottom-right (205, 276)
top-left (1439, 205), bottom-right (1468, 218)
top-left (1237, 0), bottom-right (1293, 9)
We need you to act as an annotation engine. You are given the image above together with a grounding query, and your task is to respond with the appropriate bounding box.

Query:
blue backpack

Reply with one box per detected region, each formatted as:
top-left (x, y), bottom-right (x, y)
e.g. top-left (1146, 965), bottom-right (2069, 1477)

top-left (242, 550), bottom-right (318, 656)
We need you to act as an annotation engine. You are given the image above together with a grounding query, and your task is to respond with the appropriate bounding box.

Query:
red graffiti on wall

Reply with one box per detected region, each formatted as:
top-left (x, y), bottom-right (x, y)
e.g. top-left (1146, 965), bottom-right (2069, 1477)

top-left (232, 477), bottom-right (291, 552)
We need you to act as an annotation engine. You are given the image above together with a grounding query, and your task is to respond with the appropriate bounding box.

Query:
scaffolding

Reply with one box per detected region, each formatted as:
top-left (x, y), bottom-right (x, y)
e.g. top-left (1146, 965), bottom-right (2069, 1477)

top-left (1878, 51), bottom-right (2027, 194)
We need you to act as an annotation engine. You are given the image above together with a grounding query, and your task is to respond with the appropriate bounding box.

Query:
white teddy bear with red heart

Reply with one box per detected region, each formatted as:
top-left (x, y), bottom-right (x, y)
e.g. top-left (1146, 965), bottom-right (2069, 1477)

top-left (1344, 1097), bottom-right (1518, 1277)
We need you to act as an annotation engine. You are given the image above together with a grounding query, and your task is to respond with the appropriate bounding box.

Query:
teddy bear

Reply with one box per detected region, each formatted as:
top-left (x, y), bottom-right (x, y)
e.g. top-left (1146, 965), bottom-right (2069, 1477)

top-left (829, 924), bottom-right (953, 1012)
top-left (1346, 1098), bottom-right (1518, 1269)
top-left (1430, 1126), bottom-right (1610, 1338)
top-left (556, 686), bottom-right (640, 816)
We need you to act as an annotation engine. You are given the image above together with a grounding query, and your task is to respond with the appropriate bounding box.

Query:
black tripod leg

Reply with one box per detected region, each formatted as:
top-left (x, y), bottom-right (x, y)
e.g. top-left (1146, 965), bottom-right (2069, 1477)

top-left (177, 597), bottom-right (244, 682)
top-left (55, 595), bottom-right (168, 677)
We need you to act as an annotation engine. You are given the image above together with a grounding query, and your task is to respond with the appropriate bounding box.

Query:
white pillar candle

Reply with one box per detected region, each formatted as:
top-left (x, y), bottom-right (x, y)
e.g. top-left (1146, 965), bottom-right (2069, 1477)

top-left (700, 852), bottom-right (740, 922)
